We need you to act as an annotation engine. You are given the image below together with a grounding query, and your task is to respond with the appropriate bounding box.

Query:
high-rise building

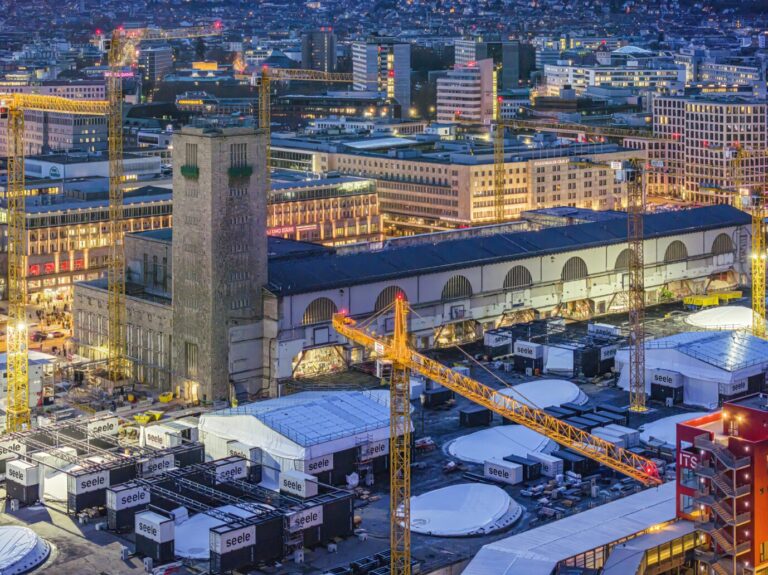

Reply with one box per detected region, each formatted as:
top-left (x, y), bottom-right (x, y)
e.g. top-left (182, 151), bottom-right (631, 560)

top-left (437, 59), bottom-right (496, 125)
top-left (138, 44), bottom-right (173, 91)
top-left (301, 28), bottom-right (337, 73)
top-left (171, 121), bottom-right (268, 402)
top-left (677, 393), bottom-right (768, 575)
top-left (455, 38), bottom-right (535, 90)
top-left (352, 38), bottom-right (411, 116)
top-left (625, 95), bottom-right (768, 203)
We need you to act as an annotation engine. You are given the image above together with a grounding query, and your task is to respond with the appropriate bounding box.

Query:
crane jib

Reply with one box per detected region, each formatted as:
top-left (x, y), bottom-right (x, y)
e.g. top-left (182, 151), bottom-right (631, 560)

top-left (332, 313), bottom-right (661, 486)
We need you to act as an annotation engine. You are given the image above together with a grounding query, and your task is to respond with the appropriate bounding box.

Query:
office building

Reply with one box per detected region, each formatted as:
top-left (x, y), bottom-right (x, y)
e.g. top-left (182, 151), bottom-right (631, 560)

top-left (268, 175), bottom-right (383, 246)
top-left (542, 60), bottom-right (685, 96)
top-left (455, 38), bottom-right (534, 90)
top-left (624, 95), bottom-right (768, 202)
top-left (138, 44), bottom-right (173, 90)
top-left (677, 394), bottom-right (768, 575)
top-left (171, 121), bottom-right (269, 402)
top-left (352, 38), bottom-right (411, 115)
top-left (301, 29), bottom-right (337, 73)
top-left (437, 59), bottom-right (496, 125)
top-left (271, 137), bottom-right (641, 230)
top-left (0, 102), bottom-right (107, 157)
top-left (0, 186), bottom-right (171, 301)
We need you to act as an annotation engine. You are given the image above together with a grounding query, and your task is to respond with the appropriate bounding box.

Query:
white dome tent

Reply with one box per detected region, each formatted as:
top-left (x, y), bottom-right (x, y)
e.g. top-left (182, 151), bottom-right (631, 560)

top-left (0, 526), bottom-right (50, 575)
top-left (409, 484), bottom-right (522, 537)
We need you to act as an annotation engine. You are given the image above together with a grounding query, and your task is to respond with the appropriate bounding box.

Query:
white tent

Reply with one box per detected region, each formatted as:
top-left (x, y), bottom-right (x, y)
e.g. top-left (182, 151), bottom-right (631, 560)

top-left (198, 391), bottom-right (399, 476)
top-left (616, 331), bottom-right (768, 409)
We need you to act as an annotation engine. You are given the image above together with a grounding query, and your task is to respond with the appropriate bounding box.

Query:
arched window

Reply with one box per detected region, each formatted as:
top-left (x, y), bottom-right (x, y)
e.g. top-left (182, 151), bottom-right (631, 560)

top-left (711, 233), bottom-right (734, 256)
top-left (503, 265), bottom-right (533, 290)
top-left (614, 248), bottom-right (635, 272)
top-left (302, 297), bottom-right (338, 325)
top-left (561, 257), bottom-right (588, 282)
top-left (664, 240), bottom-right (688, 263)
top-left (441, 275), bottom-right (473, 301)
top-left (374, 286), bottom-right (407, 312)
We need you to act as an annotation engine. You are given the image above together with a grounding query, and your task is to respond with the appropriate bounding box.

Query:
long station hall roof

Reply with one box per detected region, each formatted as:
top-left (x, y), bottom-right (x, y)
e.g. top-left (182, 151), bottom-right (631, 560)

top-left (267, 205), bottom-right (750, 296)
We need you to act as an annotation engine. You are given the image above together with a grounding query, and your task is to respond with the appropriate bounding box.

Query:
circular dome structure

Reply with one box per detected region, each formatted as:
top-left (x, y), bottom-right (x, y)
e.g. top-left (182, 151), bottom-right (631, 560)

top-left (639, 412), bottom-right (710, 445)
top-left (447, 425), bottom-right (555, 465)
top-left (0, 526), bottom-right (50, 575)
top-left (410, 484), bottom-right (521, 536)
top-left (496, 379), bottom-right (588, 408)
top-left (175, 505), bottom-right (258, 559)
top-left (685, 306), bottom-right (752, 330)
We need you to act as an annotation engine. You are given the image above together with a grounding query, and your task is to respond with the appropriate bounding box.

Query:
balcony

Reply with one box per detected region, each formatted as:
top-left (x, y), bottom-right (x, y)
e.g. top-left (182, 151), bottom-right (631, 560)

top-left (180, 165), bottom-right (199, 180)
top-left (695, 434), bottom-right (751, 470)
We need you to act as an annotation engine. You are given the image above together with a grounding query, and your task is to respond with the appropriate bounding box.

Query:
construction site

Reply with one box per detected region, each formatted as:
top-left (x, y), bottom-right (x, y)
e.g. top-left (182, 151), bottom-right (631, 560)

top-left (0, 23), bottom-right (767, 575)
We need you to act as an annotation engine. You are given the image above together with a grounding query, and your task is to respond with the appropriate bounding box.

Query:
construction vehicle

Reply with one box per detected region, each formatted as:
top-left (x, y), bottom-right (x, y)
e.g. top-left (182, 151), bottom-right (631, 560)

top-left (332, 299), bottom-right (662, 575)
top-left (105, 24), bottom-right (222, 386)
top-left (1, 94), bottom-right (108, 432)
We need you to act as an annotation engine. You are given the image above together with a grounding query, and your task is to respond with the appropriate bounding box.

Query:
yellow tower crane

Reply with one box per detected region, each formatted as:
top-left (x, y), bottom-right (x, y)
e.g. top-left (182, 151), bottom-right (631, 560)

top-left (258, 67), bottom-right (353, 189)
top-left (105, 23), bottom-right (222, 384)
top-left (333, 302), bottom-right (662, 575)
top-left (0, 94), bottom-right (108, 432)
top-left (731, 147), bottom-right (767, 338)
top-left (492, 109), bottom-right (674, 411)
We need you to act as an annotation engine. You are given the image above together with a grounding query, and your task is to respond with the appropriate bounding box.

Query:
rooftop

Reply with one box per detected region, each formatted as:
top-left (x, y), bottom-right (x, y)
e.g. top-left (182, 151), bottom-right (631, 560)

top-left (26, 152), bottom-right (145, 164)
top-left (209, 390), bottom-right (391, 447)
top-left (465, 481), bottom-right (677, 575)
top-left (267, 205), bottom-right (750, 296)
top-left (644, 330), bottom-right (768, 372)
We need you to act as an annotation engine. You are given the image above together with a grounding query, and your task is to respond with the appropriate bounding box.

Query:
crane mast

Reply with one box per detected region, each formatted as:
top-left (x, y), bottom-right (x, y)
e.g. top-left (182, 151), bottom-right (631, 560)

top-left (6, 107), bottom-right (27, 432)
top-left (732, 147), bottom-right (767, 338)
top-left (390, 297), bottom-right (411, 575)
top-left (1, 94), bottom-right (108, 432)
top-left (626, 160), bottom-right (647, 412)
top-left (106, 24), bottom-right (222, 384)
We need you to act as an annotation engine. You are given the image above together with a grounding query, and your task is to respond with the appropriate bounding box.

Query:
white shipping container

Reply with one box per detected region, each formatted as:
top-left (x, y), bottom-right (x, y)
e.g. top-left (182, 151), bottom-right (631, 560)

top-left (483, 459), bottom-right (523, 485)
top-left (591, 429), bottom-right (627, 449)
top-left (527, 452), bottom-right (563, 478)
top-left (604, 424), bottom-right (641, 448)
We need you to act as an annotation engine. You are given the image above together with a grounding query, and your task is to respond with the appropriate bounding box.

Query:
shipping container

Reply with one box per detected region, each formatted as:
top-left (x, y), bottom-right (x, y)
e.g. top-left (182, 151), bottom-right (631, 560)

top-left (483, 459), bottom-right (523, 485)
top-left (603, 424), bottom-right (641, 448)
top-left (527, 452), bottom-right (564, 478)
top-left (459, 406), bottom-right (493, 427)
top-left (552, 449), bottom-right (599, 476)
top-left (563, 416), bottom-right (597, 431)
top-left (502, 454), bottom-right (541, 481)
top-left (421, 388), bottom-right (453, 408)
top-left (594, 410), bottom-right (627, 426)
top-left (6, 460), bottom-right (39, 506)
top-left (106, 481), bottom-right (151, 531)
top-left (134, 510), bottom-right (175, 564)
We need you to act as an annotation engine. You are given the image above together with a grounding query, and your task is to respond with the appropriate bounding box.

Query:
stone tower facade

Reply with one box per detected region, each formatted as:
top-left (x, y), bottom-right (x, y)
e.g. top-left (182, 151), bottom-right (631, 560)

top-left (171, 121), bottom-right (268, 403)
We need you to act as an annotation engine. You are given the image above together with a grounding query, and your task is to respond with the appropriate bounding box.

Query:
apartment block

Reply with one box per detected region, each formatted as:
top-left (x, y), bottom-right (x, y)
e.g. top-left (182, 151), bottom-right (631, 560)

top-left (437, 59), bottom-right (496, 125)
top-left (352, 38), bottom-right (411, 114)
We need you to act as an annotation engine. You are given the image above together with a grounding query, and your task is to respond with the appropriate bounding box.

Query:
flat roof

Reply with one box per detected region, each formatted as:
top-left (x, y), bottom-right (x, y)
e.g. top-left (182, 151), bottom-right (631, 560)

top-left (645, 330), bottom-right (768, 372)
top-left (464, 481), bottom-right (677, 575)
top-left (601, 520), bottom-right (696, 575)
top-left (267, 205), bottom-right (750, 296)
top-left (26, 152), bottom-right (145, 164)
top-left (210, 391), bottom-right (390, 447)
top-left (132, 228), bottom-right (173, 242)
